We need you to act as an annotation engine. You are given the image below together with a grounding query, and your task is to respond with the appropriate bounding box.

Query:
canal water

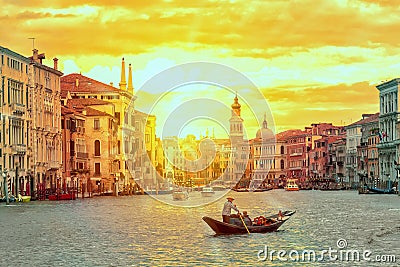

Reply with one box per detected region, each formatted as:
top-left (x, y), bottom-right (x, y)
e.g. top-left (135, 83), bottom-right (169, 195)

top-left (0, 190), bottom-right (399, 266)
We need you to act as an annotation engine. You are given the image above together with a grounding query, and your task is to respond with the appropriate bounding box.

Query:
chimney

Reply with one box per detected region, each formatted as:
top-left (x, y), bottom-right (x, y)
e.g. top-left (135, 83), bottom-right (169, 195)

top-left (53, 58), bottom-right (58, 70)
top-left (362, 114), bottom-right (373, 120)
top-left (75, 78), bottom-right (79, 87)
top-left (110, 82), bottom-right (114, 86)
top-left (32, 49), bottom-right (39, 63)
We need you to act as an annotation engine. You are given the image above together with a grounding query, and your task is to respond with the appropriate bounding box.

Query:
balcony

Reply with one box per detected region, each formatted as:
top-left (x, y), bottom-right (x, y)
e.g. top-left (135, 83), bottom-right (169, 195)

top-left (72, 167), bottom-right (90, 174)
top-left (12, 103), bottom-right (26, 115)
top-left (47, 161), bottom-right (60, 170)
top-left (290, 152), bottom-right (303, 157)
top-left (76, 152), bottom-right (89, 159)
top-left (11, 144), bottom-right (26, 154)
top-left (289, 166), bottom-right (302, 170)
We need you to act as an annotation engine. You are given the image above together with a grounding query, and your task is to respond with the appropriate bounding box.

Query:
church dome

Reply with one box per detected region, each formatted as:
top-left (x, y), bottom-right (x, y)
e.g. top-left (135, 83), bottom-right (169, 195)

top-left (256, 116), bottom-right (275, 140)
top-left (231, 94), bottom-right (241, 110)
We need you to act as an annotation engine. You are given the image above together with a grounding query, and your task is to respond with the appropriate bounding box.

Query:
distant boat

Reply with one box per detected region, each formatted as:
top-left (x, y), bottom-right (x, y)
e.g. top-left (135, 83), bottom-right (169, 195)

top-left (211, 185), bottom-right (227, 191)
top-left (366, 186), bottom-right (396, 194)
top-left (231, 188), bottom-right (249, 192)
top-left (48, 193), bottom-right (76, 201)
top-left (201, 186), bottom-right (215, 197)
top-left (0, 195), bottom-right (17, 203)
top-left (172, 189), bottom-right (189, 200)
top-left (232, 187), bottom-right (272, 192)
top-left (285, 179), bottom-right (299, 191)
top-left (18, 194), bottom-right (31, 202)
top-left (144, 189), bottom-right (173, 195)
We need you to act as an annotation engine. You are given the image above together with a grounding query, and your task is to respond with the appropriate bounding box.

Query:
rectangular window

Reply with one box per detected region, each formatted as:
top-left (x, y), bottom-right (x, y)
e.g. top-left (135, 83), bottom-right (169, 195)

top-left (94, 119), bottom-right (100, 130)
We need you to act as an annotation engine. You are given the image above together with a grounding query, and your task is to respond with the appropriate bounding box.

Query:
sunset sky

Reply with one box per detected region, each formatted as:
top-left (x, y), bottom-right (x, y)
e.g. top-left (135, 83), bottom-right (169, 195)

top-left (3, 0), bottom-right (400, 137)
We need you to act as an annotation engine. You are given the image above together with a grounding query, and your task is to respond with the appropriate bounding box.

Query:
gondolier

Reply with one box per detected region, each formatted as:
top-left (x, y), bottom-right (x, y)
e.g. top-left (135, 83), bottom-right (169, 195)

top-left (222, 196), bottom-right (239, 223)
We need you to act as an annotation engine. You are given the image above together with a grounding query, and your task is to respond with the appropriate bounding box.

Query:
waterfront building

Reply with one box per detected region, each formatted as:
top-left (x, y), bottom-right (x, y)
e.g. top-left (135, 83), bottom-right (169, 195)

top-left (278, 123), bottom-right (343, 186)
top-left (154, 137), bottom-right (165, 185)
top-left (216, 139), bottom-right (235, 186)
top-left (376, 79), bottom-right (400, 189)
top-left (162, 136), bottom-right (179, 184)
top-left (345, 114), bottom-right (378, 188)
top-left (62, 98), bottom-right (118, 194)
top-left (282, 129), bottom-right (309, 185)
top-left (61, 60), bottom-right (157, 194)
top-left (133, 110), bottom-right (157, 191)
top-left (328, 138), bottom-right (346, 185)
top-left (251, 115), bottom-right (279, 188)
top-left (309, 135), bottom-right (343, 187)
top-left (356, 113), bottom-right (379, 188)
top-left (0, 46), bottom-right (62, 199)
top-left (29, 49), bottom-right (63, 195)
top-left (61, 106), bottom-right (89, 192)
top-left (0, 46), bottom-right (30, 197)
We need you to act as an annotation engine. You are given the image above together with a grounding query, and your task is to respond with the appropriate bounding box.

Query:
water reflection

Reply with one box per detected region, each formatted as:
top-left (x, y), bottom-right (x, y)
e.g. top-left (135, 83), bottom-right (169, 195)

top-left (0, 190), bottom-right (399, 266)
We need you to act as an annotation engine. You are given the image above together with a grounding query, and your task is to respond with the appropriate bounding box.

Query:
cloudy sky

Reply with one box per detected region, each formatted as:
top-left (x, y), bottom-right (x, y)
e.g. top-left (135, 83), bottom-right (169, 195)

top-left (3, 0), bottom-right (399, 137)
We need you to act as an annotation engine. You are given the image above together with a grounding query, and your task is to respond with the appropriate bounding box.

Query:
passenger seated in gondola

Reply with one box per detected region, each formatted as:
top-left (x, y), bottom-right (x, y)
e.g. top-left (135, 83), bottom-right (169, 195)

top-left (242, 211), bottom-right (252, 226)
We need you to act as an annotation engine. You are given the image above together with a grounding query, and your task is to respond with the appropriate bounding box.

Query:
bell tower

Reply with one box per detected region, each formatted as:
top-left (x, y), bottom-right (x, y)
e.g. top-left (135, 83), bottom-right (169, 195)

top-left (229, 93), bottom-right (244, 146)
top-left (119, 57), bottom-right (127, 90)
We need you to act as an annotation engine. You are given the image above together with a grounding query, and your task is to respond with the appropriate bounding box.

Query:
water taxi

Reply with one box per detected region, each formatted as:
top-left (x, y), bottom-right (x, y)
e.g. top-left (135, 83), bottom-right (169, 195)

top-left (201, 186), bottom-right (215, 197)
top-left (285, 179), bottom-right (299, 191)
top-left (172, 189), bottom-right (189, 200)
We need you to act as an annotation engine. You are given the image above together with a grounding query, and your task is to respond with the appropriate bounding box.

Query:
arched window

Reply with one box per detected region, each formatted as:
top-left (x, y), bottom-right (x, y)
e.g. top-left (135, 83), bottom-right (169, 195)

top-left (280, 159), bottom-right (284, 170)
top-left (94, 140), bottom-right (100, 156)
top-left (280, 146), bottom-right (284, 154)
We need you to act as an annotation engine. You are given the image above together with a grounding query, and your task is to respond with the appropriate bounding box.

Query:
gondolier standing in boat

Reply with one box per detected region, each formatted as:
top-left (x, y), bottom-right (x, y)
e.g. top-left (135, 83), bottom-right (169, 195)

top-left (222, 196), bottom-right (239, 223)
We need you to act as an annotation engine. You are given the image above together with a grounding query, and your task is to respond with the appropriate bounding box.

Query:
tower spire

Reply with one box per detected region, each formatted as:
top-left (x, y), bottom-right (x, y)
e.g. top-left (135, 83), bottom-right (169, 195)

top-left (263, 112), bottom-right (268, 128)
top-left (128, 63), bottom-right (134, 94)
top-left (231, 92), bottom-right (241, 117)
top-left (119, 57), bottom-right (127, 90)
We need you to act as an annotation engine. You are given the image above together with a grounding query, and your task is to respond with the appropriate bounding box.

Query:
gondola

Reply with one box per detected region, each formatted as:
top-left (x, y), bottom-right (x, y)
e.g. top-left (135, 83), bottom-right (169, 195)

top-left (367, 186), bottom-right (397, 194)
top-left (203, 210), bottom-right (296, 235)
top-left (231, 187), bottom-right (272, 192)
top-left (0, 195), bottom-right (17, 203)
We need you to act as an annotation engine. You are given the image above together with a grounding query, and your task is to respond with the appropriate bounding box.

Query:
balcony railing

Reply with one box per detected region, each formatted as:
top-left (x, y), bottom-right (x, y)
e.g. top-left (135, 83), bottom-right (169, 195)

top-left (12, 103), bottom-right (26, 115)
top-left (47, 161), bottom-right (60, 170)
top-left (76, 152), bottom-right (89, 159)
top-left (11, 144), bottom-right (26, 154)
top-left (290, 152), bottom-right (303, 157)
top-left (72, 167), bottom-right (90, 173)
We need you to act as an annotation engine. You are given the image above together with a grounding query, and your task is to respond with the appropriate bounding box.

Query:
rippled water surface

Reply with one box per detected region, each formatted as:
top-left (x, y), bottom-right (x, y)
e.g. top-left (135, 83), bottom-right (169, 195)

top-left (0, 190), bottom-right (399, 266)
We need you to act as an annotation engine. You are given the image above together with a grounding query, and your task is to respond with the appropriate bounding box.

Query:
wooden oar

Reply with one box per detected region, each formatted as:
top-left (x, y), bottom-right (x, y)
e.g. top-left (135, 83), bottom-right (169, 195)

top-left (239, 213), bottom-right (250, 234)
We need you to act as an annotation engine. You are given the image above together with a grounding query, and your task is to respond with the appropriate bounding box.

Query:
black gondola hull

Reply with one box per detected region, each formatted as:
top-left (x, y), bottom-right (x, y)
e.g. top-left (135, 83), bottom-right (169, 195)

top-left (203, 210), bottom-right (295, 235)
